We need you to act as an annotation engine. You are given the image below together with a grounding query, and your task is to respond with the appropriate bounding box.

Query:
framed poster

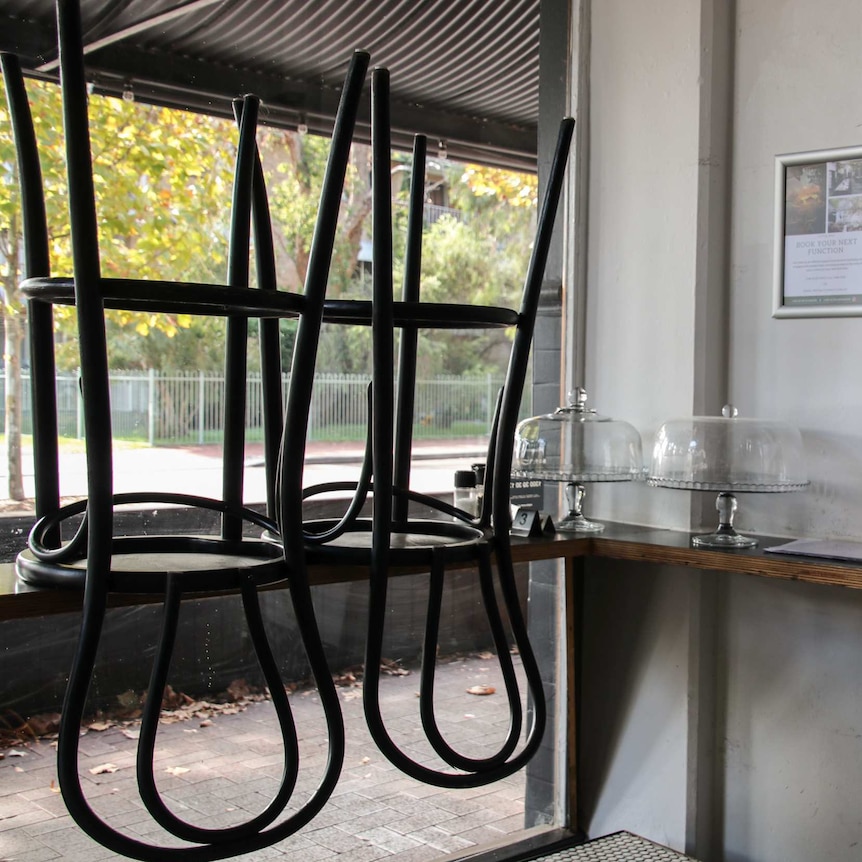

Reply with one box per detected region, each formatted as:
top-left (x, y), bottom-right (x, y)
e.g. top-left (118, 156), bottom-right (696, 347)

top-left (774, 146), bottom-right (862, 317)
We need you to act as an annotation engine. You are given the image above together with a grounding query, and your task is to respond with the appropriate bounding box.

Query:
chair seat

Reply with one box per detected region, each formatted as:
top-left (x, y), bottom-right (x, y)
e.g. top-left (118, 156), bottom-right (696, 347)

top-left (17, 535), bottom-right (286, 592)
top-left (322, 298), bottom-right (519, 329)
top-left (22, 276), bottom-right (305, 318)
top-left (17, 492), bottom-right (287, 591)
top-left (305, 517), bottom-right (488, 566)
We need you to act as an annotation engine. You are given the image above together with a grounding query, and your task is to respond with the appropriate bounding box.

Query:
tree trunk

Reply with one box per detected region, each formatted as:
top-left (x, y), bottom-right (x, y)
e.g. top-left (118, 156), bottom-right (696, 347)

top-left (3, 305), bottom-right (26, 501)
top-left (2, 211), bottom-right (26, 502)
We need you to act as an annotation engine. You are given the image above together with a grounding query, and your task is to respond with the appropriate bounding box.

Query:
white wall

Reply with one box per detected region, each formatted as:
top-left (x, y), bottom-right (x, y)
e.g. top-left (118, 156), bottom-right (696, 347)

top-left (730, 0), bottom-right (862, 541)
top-left (585, 0), bottom-right (702, 532)
top-left (578, 562), bottom-right (692, 850)
top-left (586, 0), bottom-right (862, 543)
top-left (577, 1), bottom-right (862, 860)
top-left (719, 575), bottom-right (862, 862)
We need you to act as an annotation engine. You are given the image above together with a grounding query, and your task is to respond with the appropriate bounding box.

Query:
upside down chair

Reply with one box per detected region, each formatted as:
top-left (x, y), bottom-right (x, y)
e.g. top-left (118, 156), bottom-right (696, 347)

top-left (4, 0), bottom-right (367, 855)
top-left (303, 68), bottom-right (574, 787)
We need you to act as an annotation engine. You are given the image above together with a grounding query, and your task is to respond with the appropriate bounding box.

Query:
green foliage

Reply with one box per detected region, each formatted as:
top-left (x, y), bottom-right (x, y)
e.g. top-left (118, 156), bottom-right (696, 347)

top-left (2, 75), bottom-right (537, 383)
top-left (1, 77), bottom-right (240, 360)
top-left (264, 132), bottom-right (372, 297)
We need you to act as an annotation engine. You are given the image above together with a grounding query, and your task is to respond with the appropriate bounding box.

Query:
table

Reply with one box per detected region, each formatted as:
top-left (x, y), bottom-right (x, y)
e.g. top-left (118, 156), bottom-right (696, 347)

top-left (3, 522), bottom-right (862, 622)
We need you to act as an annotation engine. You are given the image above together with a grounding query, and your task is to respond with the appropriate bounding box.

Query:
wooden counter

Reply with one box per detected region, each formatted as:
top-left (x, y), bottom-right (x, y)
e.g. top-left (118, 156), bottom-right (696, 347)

top-left (2, 522), bottom-right (861, 621)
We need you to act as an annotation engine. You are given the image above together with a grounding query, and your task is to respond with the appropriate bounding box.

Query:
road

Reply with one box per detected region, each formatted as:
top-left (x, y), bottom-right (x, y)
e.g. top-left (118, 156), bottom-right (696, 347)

top-left (0, 438), bottom-right (489, 510)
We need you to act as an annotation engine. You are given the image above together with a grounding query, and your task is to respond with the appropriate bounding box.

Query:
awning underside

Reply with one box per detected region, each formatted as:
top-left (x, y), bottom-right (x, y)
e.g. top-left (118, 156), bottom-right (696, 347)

top-left (0, 0), bottom-right (540, 170)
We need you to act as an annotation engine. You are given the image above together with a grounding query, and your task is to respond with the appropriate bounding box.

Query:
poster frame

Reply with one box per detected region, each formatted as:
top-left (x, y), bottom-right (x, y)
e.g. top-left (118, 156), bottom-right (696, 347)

top-left (774, 145), bottom-right (862, 318)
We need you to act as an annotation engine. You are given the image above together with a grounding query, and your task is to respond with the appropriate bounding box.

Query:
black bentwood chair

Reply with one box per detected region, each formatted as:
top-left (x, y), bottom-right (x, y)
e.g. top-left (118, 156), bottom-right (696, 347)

top-left (3, 2), bottom-right (368, 858)
top-left (302, 67), bottom-right (575, 788)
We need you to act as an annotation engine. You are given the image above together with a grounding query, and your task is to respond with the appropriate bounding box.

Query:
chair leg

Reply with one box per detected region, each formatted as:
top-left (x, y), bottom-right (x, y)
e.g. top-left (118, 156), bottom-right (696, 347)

top-left (393, 134), bottom-right (427, 525)
top-left (0, 54), bottom-right (61, 545)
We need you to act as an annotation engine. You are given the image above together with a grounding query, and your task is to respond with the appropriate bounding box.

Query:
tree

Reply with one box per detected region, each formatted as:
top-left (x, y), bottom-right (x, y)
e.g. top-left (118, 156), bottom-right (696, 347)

top-left (0, 189), bottom-right (25, 499)
top-left (262, 131), bottom-right (373, 374)
top-left (1, 72), bottom-right (538, 503)
top-left (400, 162), bottom-right (539, 377)
top-left (1, 76), bottom-right (239, 499)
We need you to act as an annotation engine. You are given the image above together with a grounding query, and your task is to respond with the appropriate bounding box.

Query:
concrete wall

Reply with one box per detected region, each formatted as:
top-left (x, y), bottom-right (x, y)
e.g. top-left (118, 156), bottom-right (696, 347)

top-left (584, 0), bottom-right (705, 532)
top-left (574, 1), bottom-right (862, 859)
top-left (730, 0), bottom-right (862, 541)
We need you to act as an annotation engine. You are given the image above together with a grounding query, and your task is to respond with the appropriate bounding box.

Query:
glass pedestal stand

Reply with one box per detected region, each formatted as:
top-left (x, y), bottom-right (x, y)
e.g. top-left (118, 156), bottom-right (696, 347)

top-left (557, 481), bottom-right (605, 533)
top-left (692, 491), bottom-right (756, 548)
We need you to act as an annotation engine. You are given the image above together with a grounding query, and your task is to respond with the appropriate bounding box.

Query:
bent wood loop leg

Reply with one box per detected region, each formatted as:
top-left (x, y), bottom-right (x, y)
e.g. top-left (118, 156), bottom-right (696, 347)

top-left (392, 134), bottom-right (426, 526)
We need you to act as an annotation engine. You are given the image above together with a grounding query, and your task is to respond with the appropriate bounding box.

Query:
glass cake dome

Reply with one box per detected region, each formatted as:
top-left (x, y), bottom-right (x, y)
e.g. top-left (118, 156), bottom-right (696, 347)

top-left (647, 405), bottom-right (809, 548)
top-left (513, 388), bottom-right (643, 532)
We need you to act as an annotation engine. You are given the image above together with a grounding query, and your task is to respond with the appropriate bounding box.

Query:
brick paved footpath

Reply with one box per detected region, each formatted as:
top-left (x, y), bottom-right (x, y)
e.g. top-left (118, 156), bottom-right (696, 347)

top-left (0, 656), bottom-right (530, 861)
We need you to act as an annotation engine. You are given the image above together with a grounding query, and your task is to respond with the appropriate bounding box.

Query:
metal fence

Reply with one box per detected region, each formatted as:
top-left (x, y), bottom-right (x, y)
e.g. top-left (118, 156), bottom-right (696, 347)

top-left (3, 370), bottom-right (512, 446)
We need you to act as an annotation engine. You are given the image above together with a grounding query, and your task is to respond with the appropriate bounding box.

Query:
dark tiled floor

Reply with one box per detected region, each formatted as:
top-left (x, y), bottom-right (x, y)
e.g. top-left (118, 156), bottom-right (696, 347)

top-left (0, 656), bottom-right (530, 861)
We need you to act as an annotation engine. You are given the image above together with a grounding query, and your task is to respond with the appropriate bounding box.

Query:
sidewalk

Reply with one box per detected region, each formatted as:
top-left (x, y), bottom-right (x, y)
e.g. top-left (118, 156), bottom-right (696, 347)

top-left (0, 655), bottom-right (530, 861)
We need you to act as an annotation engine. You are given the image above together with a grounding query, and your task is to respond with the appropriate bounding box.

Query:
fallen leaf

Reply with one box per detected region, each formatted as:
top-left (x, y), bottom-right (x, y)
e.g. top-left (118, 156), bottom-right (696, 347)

top-left (7, 749), bottom-right (27, 757)
top-left (380, 658), bottom-right (409, 676)
top-left (477, 651), bottom-right (494, 660)
top-left (121, 728), bottom-right (140, 740)
top-left (200, 719), bottom-right (214, 728)
top-left (14, 766), bottom-right (24, 773)
top-left (466, 685), bottom-right (496, 696)
top-left (360, 756), bottom-right (371, 765)
top-left (87, 721), bottom-right (112, 732)
top-left (165, 766), bottom-right (190, 777)
top-left (161, 686), bottom-right (192, 710)
top-left (89, 763), bottom-right (119, 775)
top-left (226, 679), bottom-right (251, 702)
top-left (28, 713), bottom-right (61, 736)
top-left (116, 690), bottom-right (140, 709)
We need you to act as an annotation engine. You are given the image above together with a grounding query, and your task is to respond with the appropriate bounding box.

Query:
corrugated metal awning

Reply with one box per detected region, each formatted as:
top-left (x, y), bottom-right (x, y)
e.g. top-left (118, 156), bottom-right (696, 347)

top-left (0, 0), bottom-right (541, 169)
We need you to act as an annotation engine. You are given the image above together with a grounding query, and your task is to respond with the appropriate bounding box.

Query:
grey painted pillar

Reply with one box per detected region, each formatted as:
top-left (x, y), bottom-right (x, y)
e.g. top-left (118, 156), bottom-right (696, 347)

top-left (524, 0), bottom-right (577, 830)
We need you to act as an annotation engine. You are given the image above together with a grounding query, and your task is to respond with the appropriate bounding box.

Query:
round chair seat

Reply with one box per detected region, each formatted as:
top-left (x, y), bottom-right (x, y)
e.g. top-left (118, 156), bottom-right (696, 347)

top-left (17, 536), bottom-right (286, 592)
top-left (304, 518), bottom-right (487, 567)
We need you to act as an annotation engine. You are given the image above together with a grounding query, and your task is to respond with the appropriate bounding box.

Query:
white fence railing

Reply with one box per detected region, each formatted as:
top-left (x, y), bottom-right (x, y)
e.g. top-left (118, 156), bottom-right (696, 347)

top-left (4, 370), bottom-right (512, 446)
